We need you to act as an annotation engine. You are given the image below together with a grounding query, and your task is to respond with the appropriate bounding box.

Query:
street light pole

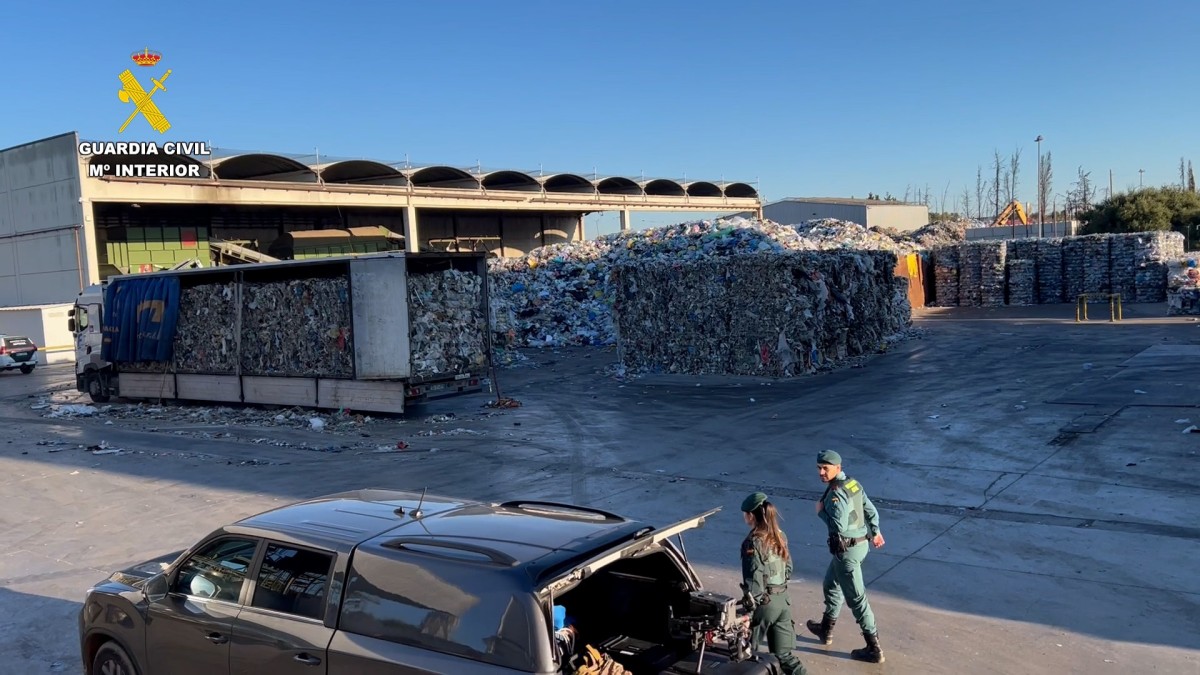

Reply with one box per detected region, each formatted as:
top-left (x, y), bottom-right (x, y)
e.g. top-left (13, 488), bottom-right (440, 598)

top-left (1035, 135), bottom-right (1044, 237)
top-left (1139, 169), bottom-right (1145, 189)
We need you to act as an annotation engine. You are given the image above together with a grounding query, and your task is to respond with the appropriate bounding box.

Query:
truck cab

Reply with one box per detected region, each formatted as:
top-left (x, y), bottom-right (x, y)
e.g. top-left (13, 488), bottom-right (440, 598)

top-left (69, 283), bottom-right (113, 402)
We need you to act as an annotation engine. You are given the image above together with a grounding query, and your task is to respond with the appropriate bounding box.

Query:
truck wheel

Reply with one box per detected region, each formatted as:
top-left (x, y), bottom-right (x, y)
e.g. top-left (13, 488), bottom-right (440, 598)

top-left (93, 641), bottom-right (140, 675)
top-left (87, 373), bottom-right (111, 403)
top-left (19, 365), bottom-right (33, 374)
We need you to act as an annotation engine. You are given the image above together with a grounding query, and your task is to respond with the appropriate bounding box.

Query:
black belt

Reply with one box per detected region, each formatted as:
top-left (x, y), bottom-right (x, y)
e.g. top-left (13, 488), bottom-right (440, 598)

top-left (843, 536), bottom-right (868, 546)
top-left (766, 584), bottom-right (788, 594)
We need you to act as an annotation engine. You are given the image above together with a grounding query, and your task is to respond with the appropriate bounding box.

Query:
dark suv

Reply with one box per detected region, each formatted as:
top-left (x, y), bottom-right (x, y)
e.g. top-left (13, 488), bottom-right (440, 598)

top-left (79, 489), bottom-right (780, 675)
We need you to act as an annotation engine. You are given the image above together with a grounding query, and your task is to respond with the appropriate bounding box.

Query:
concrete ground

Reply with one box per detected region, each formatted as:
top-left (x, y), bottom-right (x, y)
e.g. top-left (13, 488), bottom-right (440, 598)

top-left (2, 302), bottom-right (1199, 674)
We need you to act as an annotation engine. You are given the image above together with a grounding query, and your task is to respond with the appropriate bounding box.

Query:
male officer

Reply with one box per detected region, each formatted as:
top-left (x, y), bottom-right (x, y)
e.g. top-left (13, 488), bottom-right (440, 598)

top-left (805, 450), bottom-right (885, 663)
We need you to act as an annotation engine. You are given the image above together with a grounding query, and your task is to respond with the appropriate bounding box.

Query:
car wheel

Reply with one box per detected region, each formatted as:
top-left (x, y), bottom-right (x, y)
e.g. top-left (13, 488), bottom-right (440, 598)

top-left (93, 641), bottom-right (139, 675)
top-left (87, 373), bottom-right (111, 403)
top-left (19, 365), bottom-right (33, 374)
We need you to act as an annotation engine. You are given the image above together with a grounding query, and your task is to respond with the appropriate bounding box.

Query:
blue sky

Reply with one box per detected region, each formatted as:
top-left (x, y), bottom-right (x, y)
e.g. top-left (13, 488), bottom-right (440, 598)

top-left (3, 1), bottom-right (1195, 235)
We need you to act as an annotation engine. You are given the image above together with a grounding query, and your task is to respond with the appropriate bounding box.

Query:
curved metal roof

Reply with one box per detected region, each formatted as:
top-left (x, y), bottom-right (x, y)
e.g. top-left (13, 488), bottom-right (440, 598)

top-left (210, 153), bottom-right (318, 182)
top-left (686, 181), bottom-right (722, 197)
top-left (319, 160), bottom-right (408, 186)
top-left (596, 176), bottom-right (641, 195)
top-left (723, 182), bottom-right (759, 199)
top-left (643, 179), bottom-right (686, 197)
top-left (406, 165), bottom-right (480, 189)
top-left (540, 173), bottom-right (595, 193)
top-left (480, 170), bottom-right (540, 191)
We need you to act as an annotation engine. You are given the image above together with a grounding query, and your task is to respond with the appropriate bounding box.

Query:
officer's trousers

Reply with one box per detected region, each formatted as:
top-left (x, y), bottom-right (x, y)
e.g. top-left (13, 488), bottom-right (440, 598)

top-left (822, 540), bottom-right (877, 635)
top-left (751, 593), bottom-right (807, 675)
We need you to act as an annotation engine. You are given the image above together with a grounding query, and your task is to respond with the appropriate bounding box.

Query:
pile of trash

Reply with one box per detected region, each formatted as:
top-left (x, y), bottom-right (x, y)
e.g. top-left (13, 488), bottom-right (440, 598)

top-left (240, 278), bottom-right (355, 377)
top-left (610, 250), bottom-right (910, 376)
top-left (408, 268), bottom-right (490, 377)
top-left (488, 216), bottom-right (931, 350)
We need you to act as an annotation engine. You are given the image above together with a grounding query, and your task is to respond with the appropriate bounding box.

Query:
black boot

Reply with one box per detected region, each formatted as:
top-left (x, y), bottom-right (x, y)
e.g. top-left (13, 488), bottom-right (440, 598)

top-left (850, 630), bottom-right (884, 663)
top-left (805, 614), bottom-right (835, 644)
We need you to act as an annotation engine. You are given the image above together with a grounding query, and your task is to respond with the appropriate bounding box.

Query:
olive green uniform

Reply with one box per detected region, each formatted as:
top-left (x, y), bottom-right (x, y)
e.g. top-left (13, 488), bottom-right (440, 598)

top-left (817, 470), bottom-right (880, 634)
top-left (741, 533), bottom-right (807, 675)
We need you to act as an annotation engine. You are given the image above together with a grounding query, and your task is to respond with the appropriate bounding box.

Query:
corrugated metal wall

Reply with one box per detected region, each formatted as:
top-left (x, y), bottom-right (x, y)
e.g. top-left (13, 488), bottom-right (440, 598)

top-left (763, 201), bottom-right (869, 226)
top-left (0, 133), bottom-right (86, 306)
top-left (865, 205), bottom-right (930, 232)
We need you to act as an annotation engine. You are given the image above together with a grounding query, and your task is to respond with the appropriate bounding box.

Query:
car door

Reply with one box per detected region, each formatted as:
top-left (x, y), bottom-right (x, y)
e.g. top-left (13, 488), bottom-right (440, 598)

top-left (146, 535), bottom-right (262, 675)
top-left (230, 541), bottom-right (337, 675)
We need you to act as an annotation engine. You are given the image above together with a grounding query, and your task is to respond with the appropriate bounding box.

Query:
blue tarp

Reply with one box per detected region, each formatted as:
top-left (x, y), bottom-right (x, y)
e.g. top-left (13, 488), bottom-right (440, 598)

top-left (101, 276), bottom-right (182, 363)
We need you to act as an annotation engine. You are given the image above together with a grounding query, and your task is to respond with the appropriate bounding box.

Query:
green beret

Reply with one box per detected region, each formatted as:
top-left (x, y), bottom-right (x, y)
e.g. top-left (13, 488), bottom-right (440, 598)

top-left (817, 450), bottom-right (843, 466)
top-left (741, 492), bottom-right (768, 513)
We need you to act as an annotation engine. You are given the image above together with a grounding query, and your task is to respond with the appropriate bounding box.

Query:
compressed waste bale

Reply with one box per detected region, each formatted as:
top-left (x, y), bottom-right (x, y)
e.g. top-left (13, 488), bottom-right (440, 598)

top-left (1036, 238), bottom-right (1065, 303)
top-left (1062, 236), bottom-right (1087, 300)
top-left (408, 268), bottom-right (489, 377)
top-left (1135, 262), bottom-right (1169, 303)
top-left (957, 242), bottom-right (982, 307)
top-left (1006, 259), bottom-right (1036, 305)
top-left (611, 250), bottom-right (907, 377)
top-left (979, 241), bottom-right (1007, 307)
top-left (1005, 239), bottom-right (1037, 306)
top-left (488, 215), bottom-right (941, 352)
top-left (240, 277), bottom-right (354, 378)
top-left (174, 282), bottom-right (239, 373)
top-left (1131, 231), bottom-right (1185, 303)
top-left (1108, 233), bottom-right (1140, 302)
top-left (1080, 234), bottom-right (1112, 295)
top-left (932, 245), bottom-right (960, 307)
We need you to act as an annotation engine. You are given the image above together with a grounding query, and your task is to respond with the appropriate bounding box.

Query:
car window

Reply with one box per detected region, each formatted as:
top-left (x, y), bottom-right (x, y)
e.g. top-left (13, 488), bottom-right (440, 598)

top-left (76, 307), bottom-right (89, 330)
top-left (339, 547), bottom-right (538, 672)
top-left (251, 543), bottom-right (333, 620)
top-left (172, 537), bottom-right (259, 603)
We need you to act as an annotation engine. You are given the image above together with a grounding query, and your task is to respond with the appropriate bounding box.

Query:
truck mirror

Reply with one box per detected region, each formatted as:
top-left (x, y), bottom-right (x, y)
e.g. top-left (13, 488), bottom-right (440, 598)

top-left (68, 319), bottom-right (76, 333)
top-left (68, 308), bottom-right (75, 317)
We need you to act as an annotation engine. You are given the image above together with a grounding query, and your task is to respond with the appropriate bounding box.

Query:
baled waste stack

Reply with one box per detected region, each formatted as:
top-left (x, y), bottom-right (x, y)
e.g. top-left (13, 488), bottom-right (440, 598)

top-left (957, 242), bottom-right (983, 306)
top-left (240, 278), bottom-right (355, 377)
top-left (1036, 239), bottom-right (1065, 303)
top-left (487, 217), bottom-right (923, 350)
top-left (610, 250), bottom-right (909, 377)
top-left (932, 245), bottom-right (959, 307)
top-left (408, 268), bottom-right (489, 376)
top-left (979, 241), bottom-right (1008, 307)
top-left (1005, 239), bottom-right (1038, 306)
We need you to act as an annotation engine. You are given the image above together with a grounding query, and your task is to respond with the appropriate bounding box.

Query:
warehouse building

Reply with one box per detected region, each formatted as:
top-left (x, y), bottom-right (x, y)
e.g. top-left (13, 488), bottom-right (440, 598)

top-left (0, 131), bottom-right (762, 309)
top-left (763, 198), bottom-right (929, 232)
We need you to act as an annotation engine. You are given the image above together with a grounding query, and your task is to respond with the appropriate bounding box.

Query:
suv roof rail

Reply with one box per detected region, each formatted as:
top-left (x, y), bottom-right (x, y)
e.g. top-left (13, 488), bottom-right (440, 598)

top-left (383, 537), bottom-right (519, 567)
top-left (498, 500), bottom-right (625, 521)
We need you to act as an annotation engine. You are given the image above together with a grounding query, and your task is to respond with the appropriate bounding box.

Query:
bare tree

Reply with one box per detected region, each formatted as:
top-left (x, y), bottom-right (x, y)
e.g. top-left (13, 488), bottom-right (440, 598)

top-left (1190, 160), bottom-right (1196, 193)
top-left (1008, 146), bottom-right (1022, 205)
top-left (1182, 157), bottom-right (1188, 188)
top-left (991, 150), bottom-right (1004, 218)
top-left (904, 184), bottom-right (912, 203)
top-left (1072, 166), bottom-right (1096, 213)
top-left (1038, 152), bottom-right (1053, 222)
top-left (975, 166), bottom-right (985, 219)
top-left (960, 185), bottom-right (972, 220)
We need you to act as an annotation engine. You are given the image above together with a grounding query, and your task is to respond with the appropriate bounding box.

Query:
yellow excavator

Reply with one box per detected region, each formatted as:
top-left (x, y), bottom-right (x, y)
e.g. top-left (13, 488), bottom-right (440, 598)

top-left (992, 199), bottom-right (1029, 227)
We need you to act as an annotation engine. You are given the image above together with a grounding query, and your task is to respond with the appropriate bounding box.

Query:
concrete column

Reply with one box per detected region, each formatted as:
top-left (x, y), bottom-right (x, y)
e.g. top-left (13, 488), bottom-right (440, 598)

top-left (80, 200), bottom-right (101, 284)
top-left (404, 205), bottom-right (419, 252)
top-left (577, 213), bottom-right (586, 241)
top-left (619, 209), bottom-right (632, 232)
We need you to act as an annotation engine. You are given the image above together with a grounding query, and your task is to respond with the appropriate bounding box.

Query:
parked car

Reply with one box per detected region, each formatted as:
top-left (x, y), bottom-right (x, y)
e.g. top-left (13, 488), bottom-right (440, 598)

top-left (0, 334), bottom-right (38, 374)
top-left (79, 489), bottom-right (779, 675)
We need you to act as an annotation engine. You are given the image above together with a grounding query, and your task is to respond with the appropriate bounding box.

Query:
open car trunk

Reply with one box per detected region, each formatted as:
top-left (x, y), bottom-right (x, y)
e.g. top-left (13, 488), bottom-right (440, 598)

top-left (546, 525), bottom-right (780, 674)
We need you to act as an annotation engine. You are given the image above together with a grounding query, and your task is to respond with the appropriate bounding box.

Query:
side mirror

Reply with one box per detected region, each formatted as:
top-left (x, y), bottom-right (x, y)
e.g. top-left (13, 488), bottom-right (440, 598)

top-left (144, 573), bottom-right (170, 602)
top-left (68, 308), bottom-right (75, 317)
top-left (68, 319), bottom-right (76, 333)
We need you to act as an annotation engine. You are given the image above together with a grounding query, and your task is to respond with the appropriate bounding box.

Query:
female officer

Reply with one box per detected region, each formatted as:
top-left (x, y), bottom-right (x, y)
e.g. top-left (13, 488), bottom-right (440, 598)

top-left (741, 492), bottom-right (808, 675)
